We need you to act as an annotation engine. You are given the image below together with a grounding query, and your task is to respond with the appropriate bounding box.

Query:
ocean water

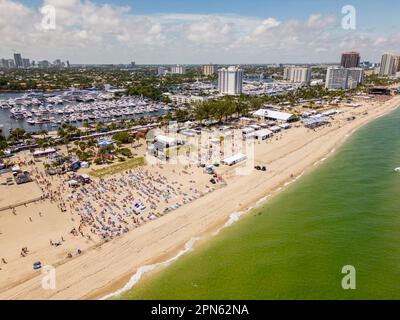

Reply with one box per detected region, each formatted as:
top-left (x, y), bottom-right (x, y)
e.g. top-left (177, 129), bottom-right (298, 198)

top-left (122, 107), bottom-right (400, 300)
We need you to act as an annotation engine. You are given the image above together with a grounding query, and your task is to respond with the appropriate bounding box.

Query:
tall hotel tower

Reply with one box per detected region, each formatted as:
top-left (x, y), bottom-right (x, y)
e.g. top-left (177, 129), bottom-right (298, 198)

top-left (218, 66), bottom-right (243, 95)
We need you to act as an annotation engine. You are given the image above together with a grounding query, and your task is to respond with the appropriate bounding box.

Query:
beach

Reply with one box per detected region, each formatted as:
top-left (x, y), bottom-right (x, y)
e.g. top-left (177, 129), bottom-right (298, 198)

top-left (125, 102), bottom-right (400, 299)
top-left (1, 94), bottom-right (400, 299)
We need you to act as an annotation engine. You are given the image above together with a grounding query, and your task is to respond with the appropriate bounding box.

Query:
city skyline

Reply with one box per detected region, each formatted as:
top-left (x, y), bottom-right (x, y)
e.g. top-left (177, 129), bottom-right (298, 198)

top-left (1, 0), bottom-right (400, 64)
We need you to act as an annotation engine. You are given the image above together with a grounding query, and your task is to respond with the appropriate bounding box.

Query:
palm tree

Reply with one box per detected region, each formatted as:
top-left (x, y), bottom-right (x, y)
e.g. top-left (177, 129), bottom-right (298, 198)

top-left (39, 129), bottom-right (48, 139)
top-left (63, 136), bottom-right (70, 155)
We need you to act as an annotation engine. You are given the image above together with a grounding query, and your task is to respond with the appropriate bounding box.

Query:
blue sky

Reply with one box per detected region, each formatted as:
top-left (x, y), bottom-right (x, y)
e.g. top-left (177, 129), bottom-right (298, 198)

top-left (3, 0), bottom-right (400, 63)
top-left (21, 0), bottom-right (399, 24)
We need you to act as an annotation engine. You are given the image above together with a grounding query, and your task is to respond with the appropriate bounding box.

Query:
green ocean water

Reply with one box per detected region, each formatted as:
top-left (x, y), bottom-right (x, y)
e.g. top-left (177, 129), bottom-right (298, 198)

top-left (123, 107), bottom-right (400, 300)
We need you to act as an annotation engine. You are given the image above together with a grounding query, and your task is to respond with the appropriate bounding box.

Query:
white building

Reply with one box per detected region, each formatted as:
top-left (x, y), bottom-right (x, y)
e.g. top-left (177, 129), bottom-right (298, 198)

top-left (218, 66), bottom-right (243, 95)
top-left (167, 94), bottom-right (208, 105)
top-left (283, 67), bottom-right (312, 84)
top-left (347, 68), bottom-right (364, 89)
top-left (202, 64), bottom-right (217, 76)
top-left (325, 67), bottom-right (364, 90)
top-left (170, 64), bottom-right (185, 74)
top-left (379, 53), bottom-right (400, 77)
top-left (158, 66), bottom-right (168, 76)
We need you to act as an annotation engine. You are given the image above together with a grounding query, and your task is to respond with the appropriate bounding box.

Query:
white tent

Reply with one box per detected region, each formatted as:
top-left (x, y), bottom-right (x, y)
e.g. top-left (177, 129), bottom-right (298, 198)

top-left (253, 109), bottom-right (297, 122)
top-left (222, 153), bottom-right (247, 166)
top-left (209, 138), bottom-right (220, 144)
top-left (68, 180), bottom-right (78, 187)
top-left (279, 123), bottom-right (291, 130)
top-left (249, 124), bottom-right (261, 130)
top-left (270, 126), bottom-right (282, 133)
top-left (155, 135), bottom-right (177, 146)
top-left (253, 129), bottom-right (273, 140)
top-left (181, 129), bottom-right (196, 137)
top-left (321, 109), bottom-right (337, 116)
top-left (242, 127), bottom-right (255, 135)
top-left (33, 148), bottom-right (57, 158)
top-left (81, 161), bottom-right (89, 168)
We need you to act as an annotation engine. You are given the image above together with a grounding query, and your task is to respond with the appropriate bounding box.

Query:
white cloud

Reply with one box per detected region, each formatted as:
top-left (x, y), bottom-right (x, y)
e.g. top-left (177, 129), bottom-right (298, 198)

top-left (0, 0), bottom-right (399, 64)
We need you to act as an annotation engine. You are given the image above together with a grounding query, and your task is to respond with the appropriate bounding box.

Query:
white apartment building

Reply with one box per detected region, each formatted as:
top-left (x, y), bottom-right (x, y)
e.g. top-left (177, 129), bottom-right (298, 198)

top-left (347, 68), bottom-right (364, 88)
top-left (379, 53), bottom-right (400, 77)
top-left (170, 64), bottom-right (185, 74)
top-left (218, 66), bottom-right (243, 95)
top-left (167, 94), bottom-right (208, 105)
top-left (325, 67), bottom-right (364, 90)
top-left (283, 67), bottom-right (312, 84)
top-left (202, 64), bottom-right (216, 76)
top-left (157, 66), bottom-right (168, 76)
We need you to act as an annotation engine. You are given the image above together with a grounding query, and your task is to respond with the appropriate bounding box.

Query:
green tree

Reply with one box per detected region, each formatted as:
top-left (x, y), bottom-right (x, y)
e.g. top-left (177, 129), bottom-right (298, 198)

top-left (112, 131), bottom-right (133, 144)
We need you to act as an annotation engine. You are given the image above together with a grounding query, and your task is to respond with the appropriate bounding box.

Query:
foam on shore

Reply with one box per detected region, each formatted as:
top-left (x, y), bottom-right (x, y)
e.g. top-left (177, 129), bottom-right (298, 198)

top-left (100, 236), bottom-right (201, 300)
top-left (101, 209), bottom-right (250, 300)
top-left (101, 167), bottom-right (310, 300)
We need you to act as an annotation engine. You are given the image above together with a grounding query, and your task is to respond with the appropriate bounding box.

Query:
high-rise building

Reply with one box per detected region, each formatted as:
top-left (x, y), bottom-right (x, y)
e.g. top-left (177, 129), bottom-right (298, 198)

top-left (22, 58), bottom-right (30, 68)
top-left (0, 59), bottom-right (7, 68)
top-left (170, 64), bottom-right (185, 74)
top-left (283, 67), bottom-right (312, 84)
top-left (218, 66), bottom-right (243, 95)
top-left (325, 67), bottom-right (348, 90)
top-left (396, 56), bottom-right (400, 73)
top-left (379, 53), bottom-right (400, 76)
top-left (341, 51), bottom-right (360, 68)
top-left (13, 53), bottom-right (23, 68)
top-left (38, 60), bottom-right (50, 68)
top-left (157, 66), bottom-right (168, 76)
top-left (202, 64), bottom-right (216, 76)
top-left (347, 68), bottom-right (364, 88)
top-left (7, 59), bottom-right (15, 68)
top-left (325, 67), bottom-right (364, 90)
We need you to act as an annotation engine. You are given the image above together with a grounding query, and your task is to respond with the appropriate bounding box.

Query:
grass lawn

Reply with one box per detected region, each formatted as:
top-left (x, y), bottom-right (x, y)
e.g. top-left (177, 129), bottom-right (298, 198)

top-left (89, 157), bottom-right (146, 178)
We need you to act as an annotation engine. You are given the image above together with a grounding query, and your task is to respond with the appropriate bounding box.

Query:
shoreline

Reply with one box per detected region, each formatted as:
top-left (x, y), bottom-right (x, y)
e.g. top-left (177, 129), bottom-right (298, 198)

top-left (98, 96), bottom-right (400, 300)
top-left (1, 95), bottom-right (399, 300)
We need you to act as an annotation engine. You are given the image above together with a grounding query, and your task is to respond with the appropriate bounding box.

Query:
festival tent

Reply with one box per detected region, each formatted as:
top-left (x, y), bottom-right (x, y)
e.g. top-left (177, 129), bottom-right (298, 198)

top-left (242, 127), bottom-right (255, 135)
top-left (249, 124), bottom-right (261, 130)
top-left (222, 153), bottom-right (247, 166)
top-left (279, 123), bottom-right (291, 130)
top-left (181, 129), bottom-right (196, 137)
top-left (68, 180), bottom-right (79, 187)
top-left (252, 129), bottom-right (273, 140)
top-left (253, 109), bottom-right (298, 122)
top-left (33, 148), bottom-right (57, 158)
top-left (270, 126), bottom-right (282, 133)
top-left (81, 161), bottom-right (89, 168)
top-left (98, 140), bottom-right (113, 147)
top-left (11, 165), bottom-right (21, 172)
top-left (155, 135), bottom-right (178, 147)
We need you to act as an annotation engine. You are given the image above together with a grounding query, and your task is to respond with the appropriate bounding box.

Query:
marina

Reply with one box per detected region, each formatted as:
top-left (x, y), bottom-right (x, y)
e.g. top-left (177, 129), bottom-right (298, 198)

top-left (0, 90), bottom-right (172, 135)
